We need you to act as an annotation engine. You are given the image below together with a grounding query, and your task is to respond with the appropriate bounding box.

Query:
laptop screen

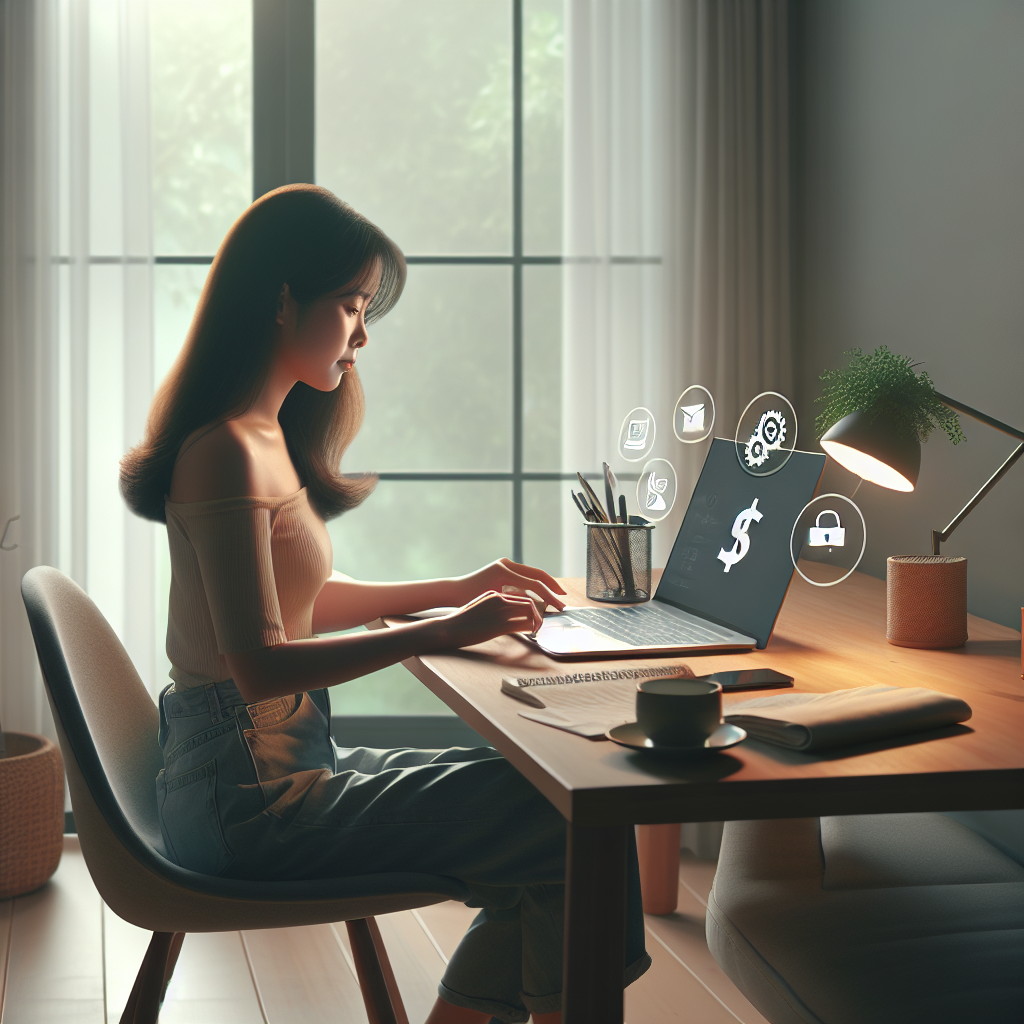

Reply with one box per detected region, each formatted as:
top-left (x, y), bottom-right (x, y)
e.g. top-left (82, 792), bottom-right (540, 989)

top-left (656, 438), bottom-right (825, 648)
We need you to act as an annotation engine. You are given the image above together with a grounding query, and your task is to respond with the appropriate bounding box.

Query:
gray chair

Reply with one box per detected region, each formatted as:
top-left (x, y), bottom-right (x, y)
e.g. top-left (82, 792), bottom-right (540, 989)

top-left (22, 566), bottom-right (470, 1024)
top-left (706, 813), bottom-right (1024, 1024)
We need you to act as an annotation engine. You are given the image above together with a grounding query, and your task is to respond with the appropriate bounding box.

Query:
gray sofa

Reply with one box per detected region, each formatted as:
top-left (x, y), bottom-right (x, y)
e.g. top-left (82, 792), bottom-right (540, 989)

top-left (707, 811), bottom-right (1024, 1024)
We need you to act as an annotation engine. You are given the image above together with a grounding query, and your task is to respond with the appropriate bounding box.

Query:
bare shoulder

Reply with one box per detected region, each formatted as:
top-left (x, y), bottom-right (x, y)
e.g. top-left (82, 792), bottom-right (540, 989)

top-left (169, 420), bottom-right (260, 503)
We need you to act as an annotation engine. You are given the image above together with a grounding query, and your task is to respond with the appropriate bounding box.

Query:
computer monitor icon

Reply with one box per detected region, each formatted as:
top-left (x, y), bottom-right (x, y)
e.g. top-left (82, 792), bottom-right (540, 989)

top-left (624, 418), bottom-right (650, 450)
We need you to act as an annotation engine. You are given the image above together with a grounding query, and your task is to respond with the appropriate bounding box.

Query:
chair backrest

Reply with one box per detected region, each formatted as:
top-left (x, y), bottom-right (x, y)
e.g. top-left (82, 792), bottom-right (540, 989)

top-left (21, 566), bottom-right (166, 856)
top-left (22, 565), bottom-right (472, 934)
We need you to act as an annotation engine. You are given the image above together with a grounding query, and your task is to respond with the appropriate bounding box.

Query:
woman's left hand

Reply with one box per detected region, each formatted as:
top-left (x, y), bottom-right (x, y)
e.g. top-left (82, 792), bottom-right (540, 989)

top-left (458, 558), bottom-right (567, 613)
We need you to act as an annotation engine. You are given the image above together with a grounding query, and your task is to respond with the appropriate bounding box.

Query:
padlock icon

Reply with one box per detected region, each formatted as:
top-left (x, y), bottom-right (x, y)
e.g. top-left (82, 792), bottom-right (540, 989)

top-left (808, 510), bottom-right (846, 547)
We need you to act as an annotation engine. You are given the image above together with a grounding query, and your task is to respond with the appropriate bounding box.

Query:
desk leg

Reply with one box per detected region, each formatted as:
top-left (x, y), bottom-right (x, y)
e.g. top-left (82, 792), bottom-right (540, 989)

top-left (636, 823), bottom-right (680, 915)
top-left (563, 823), bottom-right (629, 1024)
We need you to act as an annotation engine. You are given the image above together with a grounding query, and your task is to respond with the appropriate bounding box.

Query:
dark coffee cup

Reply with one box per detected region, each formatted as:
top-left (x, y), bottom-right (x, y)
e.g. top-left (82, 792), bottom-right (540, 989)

top-left (636, 678), bottom-right (723, 746)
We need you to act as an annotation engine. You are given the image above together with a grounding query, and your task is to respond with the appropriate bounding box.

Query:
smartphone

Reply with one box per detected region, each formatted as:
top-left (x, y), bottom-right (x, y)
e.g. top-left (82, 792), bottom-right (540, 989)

top-left (697, 668), bottom-right (794, 691)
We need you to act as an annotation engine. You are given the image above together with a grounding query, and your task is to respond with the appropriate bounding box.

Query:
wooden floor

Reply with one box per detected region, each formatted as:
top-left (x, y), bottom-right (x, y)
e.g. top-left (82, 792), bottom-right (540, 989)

top-left (0, 837), bottom-right (768, 1023)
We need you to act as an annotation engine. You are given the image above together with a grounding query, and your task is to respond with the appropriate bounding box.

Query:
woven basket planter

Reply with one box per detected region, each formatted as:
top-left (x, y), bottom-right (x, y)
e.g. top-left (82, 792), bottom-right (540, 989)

top-left (0, 732), bottom-right (65, 898)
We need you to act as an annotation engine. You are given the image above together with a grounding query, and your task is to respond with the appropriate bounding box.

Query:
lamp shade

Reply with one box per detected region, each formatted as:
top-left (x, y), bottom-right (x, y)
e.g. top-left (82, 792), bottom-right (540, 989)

top-left (820, 408), bottom-right (920, 492)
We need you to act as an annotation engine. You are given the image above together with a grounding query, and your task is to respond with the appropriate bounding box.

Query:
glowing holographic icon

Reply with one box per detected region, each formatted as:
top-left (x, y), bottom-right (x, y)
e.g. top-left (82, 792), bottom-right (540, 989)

top-left (744, 410), bottom-right (787, 468)
top-left (618, 407), bottom-right (657, 462)
top-left (808, 510), bottom-right (846, 547)
top-left (790, 493), bottom-right (866, 587)
top-left (679, 404), bottom-right (705, 433)
top-left (673, 385), bottom-right (715, 444)
top-left (645, 471), bottom-right (669, 511)
top-left (717, 498), bottom-right (763, 572)
top-left (635, 458), bottom-right (677, 521)
top-left (734, 392), bottom-right (797, 477)
top-left (624, 419), bottom-right (650, 450)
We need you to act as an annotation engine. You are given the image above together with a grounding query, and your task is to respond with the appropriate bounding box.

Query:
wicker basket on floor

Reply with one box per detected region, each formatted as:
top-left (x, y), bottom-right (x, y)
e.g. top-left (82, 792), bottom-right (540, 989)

top-left (0, 732), bottom-right (65, 898)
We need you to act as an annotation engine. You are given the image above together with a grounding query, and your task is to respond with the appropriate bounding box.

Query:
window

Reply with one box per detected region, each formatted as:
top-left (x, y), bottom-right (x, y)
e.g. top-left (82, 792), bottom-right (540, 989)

top-left (150, 0), bottom-right (567, 713)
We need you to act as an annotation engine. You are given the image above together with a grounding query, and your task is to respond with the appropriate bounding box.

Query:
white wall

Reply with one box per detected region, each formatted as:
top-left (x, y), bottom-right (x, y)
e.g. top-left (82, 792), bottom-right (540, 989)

top-left (792, 0), bottom-right (1024, 628)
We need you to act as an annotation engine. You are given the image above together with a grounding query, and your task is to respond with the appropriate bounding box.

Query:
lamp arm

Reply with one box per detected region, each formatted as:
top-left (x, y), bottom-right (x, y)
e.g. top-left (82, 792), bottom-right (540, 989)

top-left (930, 393), bottom-right (1024, 555)
top-left (934, 393), bottom-right (1024, 442)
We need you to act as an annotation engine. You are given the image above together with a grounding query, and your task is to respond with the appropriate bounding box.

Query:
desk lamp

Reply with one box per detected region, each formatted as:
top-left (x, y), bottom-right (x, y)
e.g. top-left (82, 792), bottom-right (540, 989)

top-left (816, 347), bottom-right (1024, 649)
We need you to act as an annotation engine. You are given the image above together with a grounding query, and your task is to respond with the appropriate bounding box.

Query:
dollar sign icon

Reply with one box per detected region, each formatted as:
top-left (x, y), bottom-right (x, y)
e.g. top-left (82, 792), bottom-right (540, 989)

top-left (717, 499), bottom-right (763, 572)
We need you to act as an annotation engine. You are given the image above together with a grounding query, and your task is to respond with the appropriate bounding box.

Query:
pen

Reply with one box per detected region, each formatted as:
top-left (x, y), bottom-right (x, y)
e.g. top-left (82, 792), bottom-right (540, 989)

top-left (570, 490), bottom-right (590, 520)
top-left (602, 462), bottom-right (617, 524)
top-left (576, 473), bottom-right (609, 523)
top-left (576, 473), bottom-right (625, 589)
top-left (617, 494), bottom-right (636, 599)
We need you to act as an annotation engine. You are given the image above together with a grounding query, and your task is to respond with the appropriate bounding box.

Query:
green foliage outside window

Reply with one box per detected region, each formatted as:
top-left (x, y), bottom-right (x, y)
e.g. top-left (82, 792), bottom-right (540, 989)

top-left (150, 0), bottom-right (252, 256)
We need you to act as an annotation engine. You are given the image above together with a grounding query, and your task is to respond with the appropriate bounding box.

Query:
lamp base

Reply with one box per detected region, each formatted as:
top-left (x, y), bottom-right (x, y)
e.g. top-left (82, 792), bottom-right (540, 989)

top-left (886, 555), bottom-right (968, 649)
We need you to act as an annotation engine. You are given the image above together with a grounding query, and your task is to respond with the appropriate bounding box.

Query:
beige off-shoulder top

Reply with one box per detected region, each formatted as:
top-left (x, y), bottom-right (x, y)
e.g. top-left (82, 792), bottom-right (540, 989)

top-left (164, 488), bottom-right (333, 690)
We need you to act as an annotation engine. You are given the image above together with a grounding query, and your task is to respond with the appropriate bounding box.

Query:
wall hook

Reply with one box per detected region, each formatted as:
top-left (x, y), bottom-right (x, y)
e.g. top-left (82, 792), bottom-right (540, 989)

top-left (1, 515), bottom-right (20, 551)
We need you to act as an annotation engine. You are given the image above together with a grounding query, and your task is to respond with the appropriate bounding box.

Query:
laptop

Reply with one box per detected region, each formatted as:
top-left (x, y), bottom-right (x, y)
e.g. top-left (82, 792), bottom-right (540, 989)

top-left (532, 438), bottom-right (826, 657)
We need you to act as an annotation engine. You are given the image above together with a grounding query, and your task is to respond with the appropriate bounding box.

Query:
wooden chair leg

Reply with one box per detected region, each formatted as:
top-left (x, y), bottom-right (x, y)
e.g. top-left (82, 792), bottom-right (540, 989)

top-left (365, 917), bottom-right (410, 1024)
top-left (120, 931), bottom-right (180, 1024)
top-left (637, 823), bottom-right (681, 914)
top-left (346, 917), bottom-right (409, 1024)
top-left (161, 932), bottom-right (186, 1003)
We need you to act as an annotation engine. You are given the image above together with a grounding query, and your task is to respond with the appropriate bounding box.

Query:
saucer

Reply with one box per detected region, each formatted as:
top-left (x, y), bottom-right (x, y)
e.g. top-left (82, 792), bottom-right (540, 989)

top-left (606, 721), bottom-right (747, 756)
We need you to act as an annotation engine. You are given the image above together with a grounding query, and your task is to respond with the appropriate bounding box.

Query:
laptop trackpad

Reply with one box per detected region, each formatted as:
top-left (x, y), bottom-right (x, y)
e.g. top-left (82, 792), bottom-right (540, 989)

top-left (534, 617), bottom-right (635, 655)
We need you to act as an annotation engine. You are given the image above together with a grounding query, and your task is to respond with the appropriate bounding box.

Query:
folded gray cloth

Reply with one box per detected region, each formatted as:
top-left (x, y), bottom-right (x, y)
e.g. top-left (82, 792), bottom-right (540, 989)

top-left (724, 684), bottom-right (972, 751)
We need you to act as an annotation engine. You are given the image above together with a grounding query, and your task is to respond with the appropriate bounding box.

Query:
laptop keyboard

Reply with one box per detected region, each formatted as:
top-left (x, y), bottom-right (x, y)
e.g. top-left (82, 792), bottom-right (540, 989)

top-left (562, 604), bottom-right (731, 647)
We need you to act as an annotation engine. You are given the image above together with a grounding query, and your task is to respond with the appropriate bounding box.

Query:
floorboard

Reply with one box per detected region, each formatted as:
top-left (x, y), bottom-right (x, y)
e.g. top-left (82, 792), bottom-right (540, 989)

top-left (0, 898), bottom-right (13, 1019)
top-left (106, 921), bottom-right (265, 1024)
top-left (409, 901), bottom-right (477, 961)
top-left (636, 855), bottom-right (770, 1024)
top-left (625, 929), bottom-right (746, 1024)
top-left (2, 837), bottom-right (105, 1024)
top-left (1, 838), bottom-right (776, 1024)
top-left (243, 923), bottom-right (365, 1024)
top-left (373, 912), bottom-right (449, 1023)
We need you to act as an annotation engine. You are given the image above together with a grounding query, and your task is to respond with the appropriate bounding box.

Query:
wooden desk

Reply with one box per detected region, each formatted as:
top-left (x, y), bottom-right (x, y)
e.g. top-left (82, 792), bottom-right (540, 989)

top-left (382, 572), bottom-right (1023, 1024)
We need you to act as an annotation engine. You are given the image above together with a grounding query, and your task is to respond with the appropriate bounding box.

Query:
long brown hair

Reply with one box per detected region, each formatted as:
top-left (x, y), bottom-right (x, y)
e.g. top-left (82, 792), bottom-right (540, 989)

top-left (121, 185), bottom-right (405, 522)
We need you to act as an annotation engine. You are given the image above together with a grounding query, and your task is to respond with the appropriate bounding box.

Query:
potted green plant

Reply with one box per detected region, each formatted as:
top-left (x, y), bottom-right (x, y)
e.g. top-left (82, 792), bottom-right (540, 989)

top-left (814, 346), bottom-right (971, 649)
top-left (815, 345), bottom-right (964, 469)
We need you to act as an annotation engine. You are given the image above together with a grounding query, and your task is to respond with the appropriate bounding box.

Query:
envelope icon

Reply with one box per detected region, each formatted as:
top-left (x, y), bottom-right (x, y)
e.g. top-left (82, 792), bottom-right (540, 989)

top-left (679, 403), bottom-right (705, 432)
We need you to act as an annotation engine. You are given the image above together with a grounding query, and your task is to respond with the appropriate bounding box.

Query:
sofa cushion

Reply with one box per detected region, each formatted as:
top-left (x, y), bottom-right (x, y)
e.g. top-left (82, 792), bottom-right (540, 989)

top-left (707, 816), bottom-right (1024, 1024)
top-left (821, 813), bottom-right (1024, 889)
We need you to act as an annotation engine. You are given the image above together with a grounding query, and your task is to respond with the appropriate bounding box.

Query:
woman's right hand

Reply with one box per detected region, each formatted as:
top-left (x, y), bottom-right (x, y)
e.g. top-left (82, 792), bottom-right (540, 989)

top-left (431, 589), bottom-right (543, 650)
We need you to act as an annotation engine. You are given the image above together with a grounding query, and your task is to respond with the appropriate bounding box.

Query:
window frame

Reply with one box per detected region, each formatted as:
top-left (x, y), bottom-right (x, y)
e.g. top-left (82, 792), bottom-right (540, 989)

top-left (156, 0), bottom-right (621, 565)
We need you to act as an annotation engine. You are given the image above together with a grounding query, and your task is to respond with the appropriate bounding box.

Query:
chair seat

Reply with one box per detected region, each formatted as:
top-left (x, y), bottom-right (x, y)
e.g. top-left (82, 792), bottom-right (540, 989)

top-left (22, 565), bottom-right (471, 936)
top-left (706, 814), bottom-right (1024, 1024)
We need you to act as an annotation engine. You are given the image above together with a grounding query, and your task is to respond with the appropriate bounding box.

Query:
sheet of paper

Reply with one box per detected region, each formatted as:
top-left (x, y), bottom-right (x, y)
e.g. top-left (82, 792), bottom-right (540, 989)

top-left (516, 679), bottom-right (640, 738)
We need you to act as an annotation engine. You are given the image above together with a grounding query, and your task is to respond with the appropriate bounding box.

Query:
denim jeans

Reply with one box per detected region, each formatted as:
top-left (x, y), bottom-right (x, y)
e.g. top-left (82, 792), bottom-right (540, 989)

top-left (157, 679), bottom-right (651, 1022)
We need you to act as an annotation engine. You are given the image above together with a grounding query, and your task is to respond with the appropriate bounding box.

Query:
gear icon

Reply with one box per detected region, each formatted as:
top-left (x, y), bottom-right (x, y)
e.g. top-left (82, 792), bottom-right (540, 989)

top-left (760, 411), bottom-right (787, 451)
top-left (744, 436), bottom-right (767, 467)
top-left (743, 410), bottom-right (787, 468)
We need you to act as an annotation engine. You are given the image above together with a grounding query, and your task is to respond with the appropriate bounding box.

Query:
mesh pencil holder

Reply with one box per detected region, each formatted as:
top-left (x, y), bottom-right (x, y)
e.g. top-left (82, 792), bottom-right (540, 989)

top-left (586, 522), bottom-right (653, 603)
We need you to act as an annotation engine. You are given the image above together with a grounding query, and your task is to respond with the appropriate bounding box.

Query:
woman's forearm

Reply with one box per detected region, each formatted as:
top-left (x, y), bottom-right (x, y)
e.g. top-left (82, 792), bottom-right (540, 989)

top-left (310, 576), bottom-right (469, 633)
top-left (225, 617), bottom-right (453, 703)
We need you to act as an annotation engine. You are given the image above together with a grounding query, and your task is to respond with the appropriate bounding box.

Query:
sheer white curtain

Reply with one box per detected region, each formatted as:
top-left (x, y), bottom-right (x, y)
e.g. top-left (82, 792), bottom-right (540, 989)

top-left (560, 0), bottom-right (792, 575)
top-left (0, 0), bottom-right (158, 737)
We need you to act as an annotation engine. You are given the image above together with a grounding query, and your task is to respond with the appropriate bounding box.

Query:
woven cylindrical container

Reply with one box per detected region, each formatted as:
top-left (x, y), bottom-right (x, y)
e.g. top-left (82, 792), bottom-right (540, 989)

top-left (0, 732), bottom-right (65, 898)
top-left (886, 555), bottom-right (968, 649)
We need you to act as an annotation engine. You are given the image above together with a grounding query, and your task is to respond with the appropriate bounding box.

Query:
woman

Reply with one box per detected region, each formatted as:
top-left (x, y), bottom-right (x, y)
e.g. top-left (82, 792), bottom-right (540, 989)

top-left (121, 184), bottom-right (649, 1024)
